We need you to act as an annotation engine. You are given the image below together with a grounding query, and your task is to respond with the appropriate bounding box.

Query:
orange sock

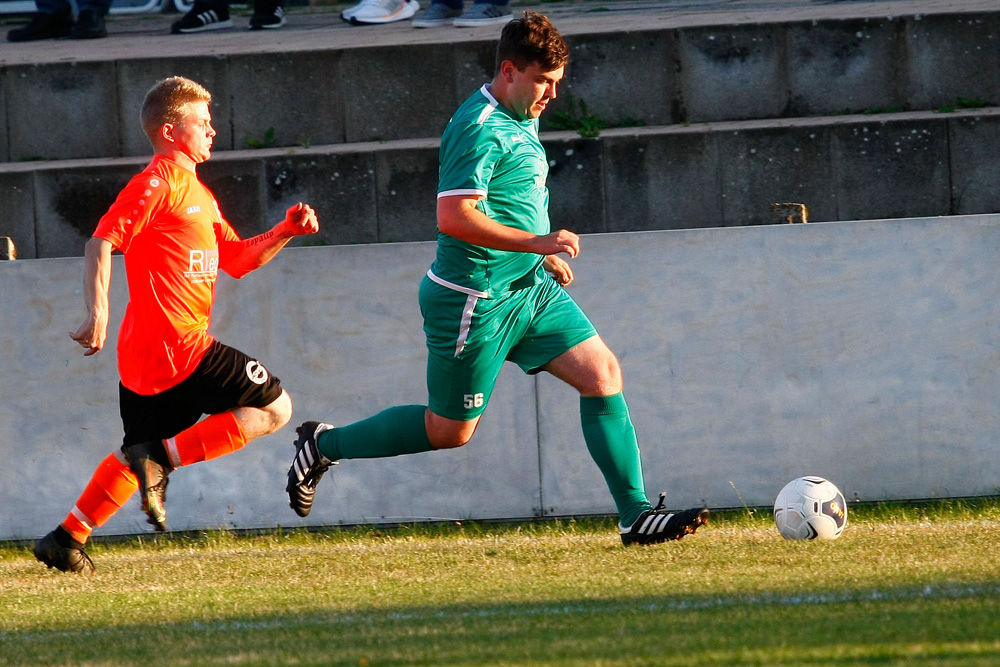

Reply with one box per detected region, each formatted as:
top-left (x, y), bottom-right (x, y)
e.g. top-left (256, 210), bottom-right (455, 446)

top-left (164, 411), bottom-right (248, 467)
top-left (61, 450), bottom-right (138, 544)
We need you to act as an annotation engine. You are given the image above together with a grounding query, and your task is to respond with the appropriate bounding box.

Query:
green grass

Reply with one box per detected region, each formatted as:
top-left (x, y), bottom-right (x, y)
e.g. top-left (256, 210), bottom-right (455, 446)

top-left (2, 499), bottom-right (999, 666)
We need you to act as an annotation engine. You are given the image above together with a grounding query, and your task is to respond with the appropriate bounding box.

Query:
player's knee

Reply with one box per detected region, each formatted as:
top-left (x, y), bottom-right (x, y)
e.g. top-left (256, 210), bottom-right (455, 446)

top-left (262, 390), bottom-right (292, 433)
top-left (426, 413), bottom-right (478, 449)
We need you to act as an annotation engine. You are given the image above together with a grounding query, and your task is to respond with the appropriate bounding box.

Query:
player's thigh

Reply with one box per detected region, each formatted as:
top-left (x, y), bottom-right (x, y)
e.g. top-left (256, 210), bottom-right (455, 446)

top-left (421, 279), bottom-right (516, 421)
top-left (119, 383), bottom-right (202, 447)
top-left (506, 280), bottom-right (598, 374)
top-left (183, 341), bottom-right (284, 415)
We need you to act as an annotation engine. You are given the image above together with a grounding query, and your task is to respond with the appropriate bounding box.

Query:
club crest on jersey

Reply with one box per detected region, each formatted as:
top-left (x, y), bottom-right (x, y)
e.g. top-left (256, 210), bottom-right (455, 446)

top-left (245, 360), bottom-right (268, 385)
top-left (533, 157), bottom-right (548, 190)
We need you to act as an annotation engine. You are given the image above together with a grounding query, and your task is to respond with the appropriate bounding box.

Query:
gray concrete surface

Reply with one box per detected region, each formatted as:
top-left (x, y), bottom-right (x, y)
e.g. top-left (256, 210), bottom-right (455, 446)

top-left (2, 215), bottom-right (999, 541)
top-left (6, 107), bottom-right (999, 259)
top-left (1, 1), bottom-right (998, 161)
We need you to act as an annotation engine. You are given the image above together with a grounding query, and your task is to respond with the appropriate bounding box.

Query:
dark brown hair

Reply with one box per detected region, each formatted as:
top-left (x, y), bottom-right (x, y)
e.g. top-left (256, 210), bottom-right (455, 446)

top-left (495, 11), bottom-right (569, 75)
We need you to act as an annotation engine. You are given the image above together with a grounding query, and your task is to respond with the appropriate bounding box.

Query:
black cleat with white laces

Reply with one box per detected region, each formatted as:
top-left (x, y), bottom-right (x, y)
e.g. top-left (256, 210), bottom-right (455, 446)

top-left (34, 526), bottom-right (96, 574)
top-left (286, 421), bottom-right (336, 517)
top-left (620, 493), bottom-right (709, 546)
top-left (125, 440), bottom-right (172, 532)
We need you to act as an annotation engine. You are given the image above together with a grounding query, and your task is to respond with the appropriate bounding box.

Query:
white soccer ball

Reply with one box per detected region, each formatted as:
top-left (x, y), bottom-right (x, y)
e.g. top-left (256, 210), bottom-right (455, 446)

top-left (773, 476), bottom-right (848, 540)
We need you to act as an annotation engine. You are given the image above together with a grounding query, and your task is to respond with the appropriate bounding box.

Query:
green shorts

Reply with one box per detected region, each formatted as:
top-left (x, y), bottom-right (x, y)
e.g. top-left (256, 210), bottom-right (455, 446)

top-left (420, 272), bottom-right (598, 421)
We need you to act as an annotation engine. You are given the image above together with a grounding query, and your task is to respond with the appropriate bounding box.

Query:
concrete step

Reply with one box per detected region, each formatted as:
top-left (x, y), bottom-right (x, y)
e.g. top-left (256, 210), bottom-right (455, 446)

top-left (5, 106), bottom-right (998, 258)
top-left (1, 0), bottom-right (997, 163)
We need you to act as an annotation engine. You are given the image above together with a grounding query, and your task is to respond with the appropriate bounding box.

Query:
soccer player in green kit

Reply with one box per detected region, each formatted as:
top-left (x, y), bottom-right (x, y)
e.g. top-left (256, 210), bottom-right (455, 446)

top-left (287, 11), bottom-right (708, 545)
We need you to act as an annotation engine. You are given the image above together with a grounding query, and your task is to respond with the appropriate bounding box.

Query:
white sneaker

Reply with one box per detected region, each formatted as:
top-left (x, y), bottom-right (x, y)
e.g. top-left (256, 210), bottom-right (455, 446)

top-left (345, 0), bottom-right (419, 24)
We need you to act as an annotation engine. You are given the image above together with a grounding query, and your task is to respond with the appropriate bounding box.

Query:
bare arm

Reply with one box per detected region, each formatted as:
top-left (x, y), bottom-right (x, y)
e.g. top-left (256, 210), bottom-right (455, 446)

top-left (223, 203), bottom-right (320, 279)
top-left (437, 196), bottom-right (580, 258)
top-left (69, 237), bottom-right (114, 356)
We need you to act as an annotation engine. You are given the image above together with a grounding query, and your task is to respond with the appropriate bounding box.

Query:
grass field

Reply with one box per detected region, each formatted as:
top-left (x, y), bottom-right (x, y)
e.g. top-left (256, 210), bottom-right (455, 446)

top-left (2, 499), bottom-right (999, 666)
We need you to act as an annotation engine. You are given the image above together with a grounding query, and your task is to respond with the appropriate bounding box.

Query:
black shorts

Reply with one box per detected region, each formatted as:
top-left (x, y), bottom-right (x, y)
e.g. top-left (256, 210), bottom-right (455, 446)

top-left (119, 341), bottom-right (283, 447)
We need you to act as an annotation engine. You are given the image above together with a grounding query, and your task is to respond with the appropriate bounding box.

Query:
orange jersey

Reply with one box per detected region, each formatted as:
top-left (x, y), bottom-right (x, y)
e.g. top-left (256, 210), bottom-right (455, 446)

top-left (94, 155), bottom-right (243, 395)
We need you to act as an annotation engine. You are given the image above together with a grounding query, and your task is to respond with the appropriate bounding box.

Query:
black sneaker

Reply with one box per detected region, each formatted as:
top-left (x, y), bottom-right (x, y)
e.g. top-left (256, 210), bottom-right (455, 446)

top-left (71, 9), bottom-right (107, 39)
top-left (249, 0), bottom-right (285, 29)
top-left (620, 493), bottom-right (709, 545)
top-left (34, 526), bottom-right (95, 574)
top-left (125, 441), bottom-right (172, 531)
top-left (286, 421), bottom-right (336, 517)
top-left (171, 1), bottom-right (232, 34)
top-left (7, 8), bottom-right (73, 42)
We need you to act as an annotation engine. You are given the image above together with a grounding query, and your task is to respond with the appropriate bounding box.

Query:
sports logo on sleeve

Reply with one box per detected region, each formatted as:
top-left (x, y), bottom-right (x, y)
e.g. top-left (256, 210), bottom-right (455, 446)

top-left (245, 360), bottom-right (269, 385)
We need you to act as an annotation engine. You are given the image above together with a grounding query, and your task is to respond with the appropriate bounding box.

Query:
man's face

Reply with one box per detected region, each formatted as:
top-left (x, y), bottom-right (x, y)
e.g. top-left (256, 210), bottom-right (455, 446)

top-left (169, 101), bottom-right (216, 163)
top-left (504, 62), bottom-right (564, 120)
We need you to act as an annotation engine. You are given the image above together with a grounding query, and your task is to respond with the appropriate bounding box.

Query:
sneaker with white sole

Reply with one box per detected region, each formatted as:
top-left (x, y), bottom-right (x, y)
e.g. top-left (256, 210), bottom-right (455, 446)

top-left (171, 1), bottom-right (232, 33)
top-left (412, 2), bottom-right (463, 27)
top-left (250, 0), bottom-right (285, 29)
top-left (346, 0), bottom-right (419, 25)
top-left (452, 2), bottom-right (511, 27)
top-left (619, 493), bottom-right (710, 545)
top-left (286, 421), bottom-right (337, 517)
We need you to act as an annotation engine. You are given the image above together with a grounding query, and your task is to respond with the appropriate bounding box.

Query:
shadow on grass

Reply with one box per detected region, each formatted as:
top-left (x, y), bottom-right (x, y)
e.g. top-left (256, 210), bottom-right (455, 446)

top-left (3, 585), bottom-right (999, 666)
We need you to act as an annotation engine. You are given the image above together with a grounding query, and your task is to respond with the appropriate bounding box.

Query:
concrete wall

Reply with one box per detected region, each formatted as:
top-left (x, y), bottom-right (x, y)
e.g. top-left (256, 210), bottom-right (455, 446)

top-left (5, 108), bottom-right (1000, 260)
top-left (2, 215), bottom-right (999, 541)
top-left (2, 11), bottom-right (998, 162)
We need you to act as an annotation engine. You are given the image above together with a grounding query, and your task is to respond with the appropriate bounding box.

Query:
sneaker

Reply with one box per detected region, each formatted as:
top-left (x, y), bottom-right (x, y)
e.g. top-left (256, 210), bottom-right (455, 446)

top-left (71, 9), bottom-right (107, 39)
top-left (171, 1), bottom-right (232, 34)
top-left (34, 527), bottom-right (95, 574)
top-left (346, 0), bottom-right (419, 25)
top-left (6, 8), bottom-right (73, 42)
top-left (286, 421), bottom-right (336, 517)
top-left (452, 2), bottom-right (511, 27)
top-left (412, 2), bottom-right (463, 28)
top-left (249, 0), bottom-right (285, 29)
top-left (619, 493), bottom-right (709, 546)
top-left (125, 441), bottom-right (172, 531)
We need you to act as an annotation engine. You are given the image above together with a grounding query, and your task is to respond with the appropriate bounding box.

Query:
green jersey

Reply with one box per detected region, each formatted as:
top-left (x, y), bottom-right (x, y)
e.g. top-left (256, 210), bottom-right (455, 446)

top-left (429, 84), bottom-right (551, 299)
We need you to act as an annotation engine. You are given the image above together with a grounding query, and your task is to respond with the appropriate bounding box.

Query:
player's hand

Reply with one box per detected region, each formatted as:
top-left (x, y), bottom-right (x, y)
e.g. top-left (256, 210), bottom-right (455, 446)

top-left (530, 229), bottom-right (579, 258)
top-left (284, 203), bottom-right (319, 236)
top-left (544, 255), bottom-right (574, 286)
top-left (69, 315), bottom-right (107, 356)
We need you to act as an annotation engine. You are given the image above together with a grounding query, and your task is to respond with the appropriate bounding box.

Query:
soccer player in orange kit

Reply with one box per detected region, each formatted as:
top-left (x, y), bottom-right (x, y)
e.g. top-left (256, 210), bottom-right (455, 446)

top-left (33, 76), bottom-right (320, 573)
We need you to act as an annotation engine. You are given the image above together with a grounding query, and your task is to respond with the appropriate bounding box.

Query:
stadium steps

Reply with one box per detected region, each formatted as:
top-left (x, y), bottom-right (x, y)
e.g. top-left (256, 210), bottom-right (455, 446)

top-left (1, 0), bottom-right (998, 257)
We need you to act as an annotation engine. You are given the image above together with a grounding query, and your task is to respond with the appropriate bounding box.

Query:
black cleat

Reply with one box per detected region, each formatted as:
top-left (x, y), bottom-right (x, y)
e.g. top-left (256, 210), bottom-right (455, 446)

top-left (286, 421), bottom-right (336, 517)
top-left (620, 493), bottom-right (709, 546)
top-left (125, 441), bottom-right (172, 532)
top-left (34, 526), bottom-right (95, 574)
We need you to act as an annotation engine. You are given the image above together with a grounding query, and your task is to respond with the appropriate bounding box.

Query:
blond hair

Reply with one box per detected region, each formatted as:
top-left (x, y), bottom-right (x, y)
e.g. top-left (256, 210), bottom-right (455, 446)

top-left (139, 76), bottom-right (212, 143)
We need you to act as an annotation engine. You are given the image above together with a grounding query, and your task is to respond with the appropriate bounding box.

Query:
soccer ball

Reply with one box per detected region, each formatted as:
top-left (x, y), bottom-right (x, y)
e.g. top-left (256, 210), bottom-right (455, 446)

top-left (773, 476), bottom-right (848, 540)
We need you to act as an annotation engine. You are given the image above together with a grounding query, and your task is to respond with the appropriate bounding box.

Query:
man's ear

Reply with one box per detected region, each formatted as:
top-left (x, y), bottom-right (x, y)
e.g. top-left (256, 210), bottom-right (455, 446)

top-left (160, 123), bottom-right (175, 144)
top-left (499, 60), bottom-right (517, 82)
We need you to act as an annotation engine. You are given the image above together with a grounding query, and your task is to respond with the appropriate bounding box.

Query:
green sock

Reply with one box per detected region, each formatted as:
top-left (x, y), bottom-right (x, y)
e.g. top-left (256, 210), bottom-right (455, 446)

top-left (316, 405), bottom-right (434, 461)
top-left (580, 393), bottom-right (651, 527)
